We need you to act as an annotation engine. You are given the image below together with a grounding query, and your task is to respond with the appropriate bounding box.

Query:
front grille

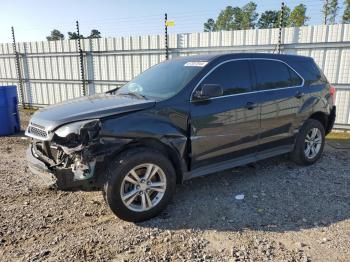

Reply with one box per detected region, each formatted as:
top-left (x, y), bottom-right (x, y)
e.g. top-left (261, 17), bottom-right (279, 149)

top-left (30, 122), bottom-right (46, 130)
top-left (28, 125), bottom-right (48, 138)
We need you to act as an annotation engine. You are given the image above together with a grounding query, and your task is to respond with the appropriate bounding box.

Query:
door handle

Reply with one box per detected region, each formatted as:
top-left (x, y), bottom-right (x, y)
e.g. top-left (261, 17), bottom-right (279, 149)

top-left (245, 102), bottom-right (257, 110)
top-left (295, 91), bottom-right (304, 99)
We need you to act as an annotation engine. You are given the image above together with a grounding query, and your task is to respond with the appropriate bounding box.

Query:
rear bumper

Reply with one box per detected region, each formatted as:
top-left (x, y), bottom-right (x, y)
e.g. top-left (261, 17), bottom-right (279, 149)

top-left (26, 146), bottom-right (96, 190)
top-left (326, 106), bottom-right (336, 135)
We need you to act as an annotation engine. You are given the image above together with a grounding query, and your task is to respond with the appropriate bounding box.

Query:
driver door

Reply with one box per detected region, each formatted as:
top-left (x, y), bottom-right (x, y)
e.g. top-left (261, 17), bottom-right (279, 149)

top-left (190, 60), bottom-right (260, 170)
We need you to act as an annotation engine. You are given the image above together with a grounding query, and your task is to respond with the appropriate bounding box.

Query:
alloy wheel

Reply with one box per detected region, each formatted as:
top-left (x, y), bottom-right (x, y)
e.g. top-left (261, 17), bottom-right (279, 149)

top-left (304, 127), bottom-right (322, 159)
top-left (120, 163), bottom-right (167, 212)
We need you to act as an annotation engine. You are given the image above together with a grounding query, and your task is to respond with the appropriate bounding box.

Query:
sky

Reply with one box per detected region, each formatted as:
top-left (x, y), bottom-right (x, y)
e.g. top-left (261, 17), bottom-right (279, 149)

top-left (0, 0), bottom-right (345, 43)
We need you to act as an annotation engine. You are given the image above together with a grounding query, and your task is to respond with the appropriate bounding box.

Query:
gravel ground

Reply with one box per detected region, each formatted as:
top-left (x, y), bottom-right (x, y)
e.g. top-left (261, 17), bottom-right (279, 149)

top-left (0, 111), bottom-right (349, 261)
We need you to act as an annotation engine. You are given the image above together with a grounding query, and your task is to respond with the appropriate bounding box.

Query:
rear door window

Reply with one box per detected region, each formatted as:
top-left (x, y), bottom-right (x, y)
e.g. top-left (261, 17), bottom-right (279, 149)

top-left (200, 60), bottom-right (252, 96)
top-left (253, 60), bottom-right (302, 91)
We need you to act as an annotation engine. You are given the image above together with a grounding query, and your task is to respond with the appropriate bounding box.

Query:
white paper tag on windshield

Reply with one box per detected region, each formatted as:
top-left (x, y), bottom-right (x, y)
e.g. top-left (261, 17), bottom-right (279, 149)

top-left (184, 61), bottom-right (208, 67)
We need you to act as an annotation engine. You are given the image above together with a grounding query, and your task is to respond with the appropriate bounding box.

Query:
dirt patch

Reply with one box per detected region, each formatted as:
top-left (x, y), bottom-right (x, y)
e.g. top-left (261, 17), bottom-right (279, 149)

top-left (0, 113), bottom-right (349, 261)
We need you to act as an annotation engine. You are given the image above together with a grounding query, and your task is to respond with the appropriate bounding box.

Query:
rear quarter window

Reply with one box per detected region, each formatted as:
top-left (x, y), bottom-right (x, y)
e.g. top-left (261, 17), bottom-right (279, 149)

top-left (289, 59), bottom-right (328, 86)
top-left (253, 60), bottom-right (303, 91)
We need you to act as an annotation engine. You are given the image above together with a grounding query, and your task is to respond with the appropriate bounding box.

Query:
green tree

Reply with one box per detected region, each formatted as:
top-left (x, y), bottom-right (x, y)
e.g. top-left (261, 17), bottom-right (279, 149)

top-left (204, 18), bottom-right (216, 32)
top-left (323, 0), bottom-right (339, 24)
top-left (323, 0), bottom-right (330, 24)
top-left (203, 2), bottom-right (296, 32)
top-left (68, 32), bottom-right (84, 40)
top-left (46, 29), bottom-right (64, 41)
top-left (277, 5), bottom-right (291, 27)
top-left (257, 5), bottom-right (291, 29)
top-left (288, 4), bottom-right (309, 27)
top-left (213, 6), bottom-right (244, 30)
top-left (329, 0), bottom-right (339, 23)
top-left (215, 6), bottom-right (236, 31)
top-left (241, 2), bottom-right (258, 29)
top-left (343, 0), bottom-right (350, 23)
top-left (231, 7), bottom-right (245, 30)
top-left (203, 2), bottom-right (258, 31)
top-left (257, 10), bottom-right (279, 28)
top-left (88, 29), bottom-right (102, 38)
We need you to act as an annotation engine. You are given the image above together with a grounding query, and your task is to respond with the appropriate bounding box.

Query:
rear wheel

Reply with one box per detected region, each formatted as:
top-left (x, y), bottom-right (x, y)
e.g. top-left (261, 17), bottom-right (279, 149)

top-left (291, 119), bottom-right (325, 165)
top-left (103, 148), bottom-right (176, 222)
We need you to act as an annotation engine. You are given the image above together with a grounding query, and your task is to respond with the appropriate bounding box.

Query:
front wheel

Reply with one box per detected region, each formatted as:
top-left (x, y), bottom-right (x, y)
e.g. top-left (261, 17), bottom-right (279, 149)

top-left (291, 119), bottom-right (325, 165)
top-left (103, 148), bottom-right (176, 222)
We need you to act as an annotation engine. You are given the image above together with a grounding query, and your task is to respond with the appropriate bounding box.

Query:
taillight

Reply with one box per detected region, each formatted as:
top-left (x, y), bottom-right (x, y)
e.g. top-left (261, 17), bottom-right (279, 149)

top-left (330, 85), bottom-right (336, 103)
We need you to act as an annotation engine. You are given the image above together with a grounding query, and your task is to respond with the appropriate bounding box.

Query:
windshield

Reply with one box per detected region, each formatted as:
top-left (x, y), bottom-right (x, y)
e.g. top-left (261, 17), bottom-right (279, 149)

top-left (116, 60), bottom-right (205, 100)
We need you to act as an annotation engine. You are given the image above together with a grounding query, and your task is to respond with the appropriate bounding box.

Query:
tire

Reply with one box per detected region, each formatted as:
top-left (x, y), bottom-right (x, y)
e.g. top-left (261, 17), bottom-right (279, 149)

top-left (290, 119), bottom-right (325, 165)
top-left (103, 148), bottom-right (176, 222)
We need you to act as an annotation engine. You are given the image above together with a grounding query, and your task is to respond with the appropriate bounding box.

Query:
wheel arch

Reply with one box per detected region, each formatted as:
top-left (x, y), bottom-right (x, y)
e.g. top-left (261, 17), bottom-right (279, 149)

top-left (110, 137), bottom-right (186, 184)
top-left (308, 111), bottom-right (328, 131)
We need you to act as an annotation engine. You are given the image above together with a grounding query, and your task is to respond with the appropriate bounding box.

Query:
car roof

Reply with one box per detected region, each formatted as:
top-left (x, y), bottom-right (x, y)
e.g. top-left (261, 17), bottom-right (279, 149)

top-left (170, 52), bottom-right (311, 63)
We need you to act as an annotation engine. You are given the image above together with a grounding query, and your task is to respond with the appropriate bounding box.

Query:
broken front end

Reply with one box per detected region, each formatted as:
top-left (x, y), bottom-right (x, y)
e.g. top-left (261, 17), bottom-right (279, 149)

top-left (26, 119), bottom-right (105, 189)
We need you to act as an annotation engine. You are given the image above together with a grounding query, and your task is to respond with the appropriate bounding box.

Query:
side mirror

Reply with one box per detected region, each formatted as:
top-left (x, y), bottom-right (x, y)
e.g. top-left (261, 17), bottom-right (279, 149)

top-left (193, 84), bottom-right (223, 100)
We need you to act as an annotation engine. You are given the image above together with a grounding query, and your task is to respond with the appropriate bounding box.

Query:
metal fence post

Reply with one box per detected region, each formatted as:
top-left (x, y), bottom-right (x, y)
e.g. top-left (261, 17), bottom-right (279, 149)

top-left (86, 38), bottom-right (95, 95)
top-left (22, 42), bottom-right (33, 107)
top-left (176, 33), bottom-right (184, 57)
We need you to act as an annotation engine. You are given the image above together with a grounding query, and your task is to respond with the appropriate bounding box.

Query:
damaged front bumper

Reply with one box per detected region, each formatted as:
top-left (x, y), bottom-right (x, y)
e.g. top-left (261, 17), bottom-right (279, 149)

top-left (26, 145), bottom-right (96, 189)
top-left (26, 146), bottom-right (58, 186)
top-left (25, 118), bottom-right (132, 190)
top-left (25, 119), bottom-right (104, 189)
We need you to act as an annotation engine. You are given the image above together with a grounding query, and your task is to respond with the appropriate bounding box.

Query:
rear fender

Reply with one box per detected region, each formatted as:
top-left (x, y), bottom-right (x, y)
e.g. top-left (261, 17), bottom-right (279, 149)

top-left (296, 92), bottom-right (333, 137)
top-left (298, 92), bottom-right (330, 122)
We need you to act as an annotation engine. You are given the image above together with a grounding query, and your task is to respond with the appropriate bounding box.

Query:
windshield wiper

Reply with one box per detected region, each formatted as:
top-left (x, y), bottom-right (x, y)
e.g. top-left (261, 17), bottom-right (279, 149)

top-left (118, 92), bottom-right (148, 100)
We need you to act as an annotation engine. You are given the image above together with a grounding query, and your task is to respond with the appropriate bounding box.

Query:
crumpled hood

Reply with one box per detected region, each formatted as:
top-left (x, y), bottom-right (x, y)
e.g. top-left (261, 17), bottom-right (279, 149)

top-left (29, 93), bottom-right (155, 131)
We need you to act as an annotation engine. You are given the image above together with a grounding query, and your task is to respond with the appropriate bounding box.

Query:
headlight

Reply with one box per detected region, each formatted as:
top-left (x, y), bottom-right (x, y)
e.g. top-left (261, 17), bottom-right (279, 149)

top-left (54, 119), bottom-right (101, 146)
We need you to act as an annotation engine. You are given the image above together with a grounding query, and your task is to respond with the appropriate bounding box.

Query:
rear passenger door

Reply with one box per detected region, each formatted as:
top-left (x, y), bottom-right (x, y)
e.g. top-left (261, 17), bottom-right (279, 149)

top-left (252, 59), bottom-right (304, 152)
top-left (190, 60), bottom-right (260, 170)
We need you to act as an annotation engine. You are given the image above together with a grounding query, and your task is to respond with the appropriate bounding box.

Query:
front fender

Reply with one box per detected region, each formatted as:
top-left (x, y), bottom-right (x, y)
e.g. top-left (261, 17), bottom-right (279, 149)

top-left (99, 110), bottom-right (189, 175)
top-left (101, 111), bottom-right (187, 140)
